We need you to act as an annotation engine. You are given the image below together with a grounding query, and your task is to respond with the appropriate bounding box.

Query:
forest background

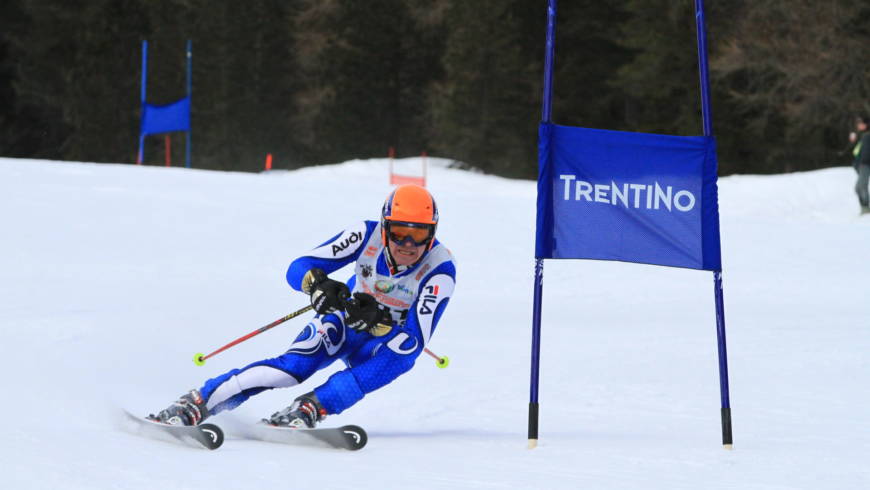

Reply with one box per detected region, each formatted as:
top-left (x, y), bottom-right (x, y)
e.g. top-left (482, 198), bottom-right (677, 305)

top-left (1, 0), bottom-right (868, 177)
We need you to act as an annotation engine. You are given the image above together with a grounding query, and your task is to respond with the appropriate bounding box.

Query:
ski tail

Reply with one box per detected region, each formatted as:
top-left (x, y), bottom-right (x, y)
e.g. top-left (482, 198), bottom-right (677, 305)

top-left (122, 410), bottom-right (224, 450)
top-left (252, 422), bottom-right (367, 451)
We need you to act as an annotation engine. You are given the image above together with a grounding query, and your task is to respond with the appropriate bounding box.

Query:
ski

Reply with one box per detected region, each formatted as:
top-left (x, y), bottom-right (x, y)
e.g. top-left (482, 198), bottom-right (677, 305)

top-left (248, 422), bottom-right (367, 451)
top-left (122, 410), bottom-right (224, 450)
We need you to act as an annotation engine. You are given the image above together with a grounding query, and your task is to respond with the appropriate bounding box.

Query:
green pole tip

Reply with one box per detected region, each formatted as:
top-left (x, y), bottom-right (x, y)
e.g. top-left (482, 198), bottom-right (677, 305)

top-left (436, 356), bottom-right (449, 369)
top-left (193, 353), bottom-right (206, 366)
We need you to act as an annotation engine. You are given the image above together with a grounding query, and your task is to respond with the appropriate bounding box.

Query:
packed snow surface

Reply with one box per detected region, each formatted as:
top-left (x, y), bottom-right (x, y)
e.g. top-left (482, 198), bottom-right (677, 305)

top-left (1, 157), bottom-right (868, 489)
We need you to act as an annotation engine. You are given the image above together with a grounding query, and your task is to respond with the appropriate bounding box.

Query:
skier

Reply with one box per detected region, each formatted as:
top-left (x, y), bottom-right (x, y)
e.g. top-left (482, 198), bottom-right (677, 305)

top-left (151, 184), bottom-right (455, 429)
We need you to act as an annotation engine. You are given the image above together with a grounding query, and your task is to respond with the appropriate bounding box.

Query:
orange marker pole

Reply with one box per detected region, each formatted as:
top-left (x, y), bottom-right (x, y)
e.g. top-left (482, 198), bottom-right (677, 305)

top-left (165, 135), bottom-right (171, 167)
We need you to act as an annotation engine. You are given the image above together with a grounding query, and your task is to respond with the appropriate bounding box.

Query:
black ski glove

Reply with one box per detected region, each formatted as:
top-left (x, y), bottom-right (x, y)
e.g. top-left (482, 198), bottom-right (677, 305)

top-left (345, 292), bottom-right (392, 335)
top-left (302, 268), bottom-right (350, 315)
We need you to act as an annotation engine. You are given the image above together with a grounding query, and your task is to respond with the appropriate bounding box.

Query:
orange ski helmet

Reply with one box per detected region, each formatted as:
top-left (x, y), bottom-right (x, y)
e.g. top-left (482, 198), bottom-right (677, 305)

top-left (380, 184), bottom-right (439, 250)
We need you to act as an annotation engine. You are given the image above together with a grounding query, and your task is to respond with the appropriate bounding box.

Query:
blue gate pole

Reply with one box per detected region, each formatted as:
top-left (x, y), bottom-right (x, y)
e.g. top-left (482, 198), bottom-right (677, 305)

top-left (695, 0), bottom-right (733, 448)
top-left (713, 271), bottom-right (732, 446)
top-left (137, 40), bottom-right (148, 165)
top-left (528, 0), bottom-right (557, 450)
top-left (185, 39), bottom-right (192, 169)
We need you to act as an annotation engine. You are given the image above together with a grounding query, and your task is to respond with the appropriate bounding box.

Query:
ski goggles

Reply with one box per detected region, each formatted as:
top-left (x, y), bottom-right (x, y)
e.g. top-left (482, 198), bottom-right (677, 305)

top-left (385, 221), bottom-right (434, 247)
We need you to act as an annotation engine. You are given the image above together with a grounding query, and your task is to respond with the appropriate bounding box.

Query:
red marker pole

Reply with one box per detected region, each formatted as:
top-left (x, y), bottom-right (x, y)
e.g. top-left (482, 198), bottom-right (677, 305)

top-left (265, 153), bottom-right (273, 171)
top-left (422, 150), bottom-right (428, 187)
top-left (388, 147), bottom-right (396, 185)
top-left (165, 135), bottom-right (171, 167)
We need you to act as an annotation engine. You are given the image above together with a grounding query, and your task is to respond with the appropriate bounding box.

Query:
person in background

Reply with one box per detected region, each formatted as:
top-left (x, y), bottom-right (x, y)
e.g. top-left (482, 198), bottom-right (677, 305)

top-left (849, 115), bottom-right (870, 215)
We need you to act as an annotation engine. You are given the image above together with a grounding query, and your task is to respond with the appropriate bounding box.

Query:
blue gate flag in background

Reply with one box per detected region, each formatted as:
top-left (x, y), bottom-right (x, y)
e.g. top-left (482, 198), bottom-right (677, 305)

top-left (141, 97), bottom-right (191, 135)
top-left (535, 123), bottom-right (722, 270)
top-left (137, 40), bottom-right (192, 167)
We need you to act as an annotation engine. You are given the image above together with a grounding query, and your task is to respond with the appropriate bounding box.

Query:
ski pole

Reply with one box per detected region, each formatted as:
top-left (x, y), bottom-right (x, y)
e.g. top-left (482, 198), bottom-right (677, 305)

top-left (193, 305), bottom-right (314, 365)
top-left (424, 348), bottom-right (449, 369)
top-left (193, 303), bottom-right (450, 368)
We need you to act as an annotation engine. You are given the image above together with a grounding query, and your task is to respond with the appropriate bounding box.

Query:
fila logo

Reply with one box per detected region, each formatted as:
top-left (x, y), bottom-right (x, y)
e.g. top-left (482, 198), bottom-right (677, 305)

top-left (332, 231), bottom-right (363, 256)
top-left (419, 284), bottom-right (439, 315)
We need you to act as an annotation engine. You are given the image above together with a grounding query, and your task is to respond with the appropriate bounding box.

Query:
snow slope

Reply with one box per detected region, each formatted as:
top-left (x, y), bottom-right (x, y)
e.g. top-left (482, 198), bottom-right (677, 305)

top-left (1, 157), bottom-right (868, 489)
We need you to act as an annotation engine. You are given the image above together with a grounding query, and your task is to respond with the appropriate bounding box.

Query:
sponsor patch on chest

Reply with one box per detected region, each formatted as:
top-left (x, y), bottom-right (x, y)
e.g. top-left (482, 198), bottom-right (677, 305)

top-left (374, 280), bottom-right (413, 297)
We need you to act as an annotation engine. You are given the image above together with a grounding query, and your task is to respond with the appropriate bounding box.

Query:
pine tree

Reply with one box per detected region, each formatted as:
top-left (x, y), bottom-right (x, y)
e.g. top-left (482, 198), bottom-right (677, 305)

top-left (429, 0), bottom-right (542, 178)
top-left (11, 0), bottom-right (150, 162)
top-left (154, 0), bottom-right (299, 171)
top-left (614, 0), bottom-right (703, 136)
top-left (549, 1), bottom-right (632, 131)
top-left (0, 0), bottom-right (42, 156)
top-left (293, 0), bottom-right (440, 165)
top-left (712, 0), bottom-right (870, 172)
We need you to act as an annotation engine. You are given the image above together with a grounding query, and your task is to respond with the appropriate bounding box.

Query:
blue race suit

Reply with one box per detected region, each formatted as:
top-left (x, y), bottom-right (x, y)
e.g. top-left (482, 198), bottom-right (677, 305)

top-left (198, 220), bottom-right (456, 416)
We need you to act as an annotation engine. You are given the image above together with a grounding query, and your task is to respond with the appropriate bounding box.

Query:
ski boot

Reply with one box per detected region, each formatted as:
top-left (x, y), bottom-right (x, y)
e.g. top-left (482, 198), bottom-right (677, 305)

top-left (266, 392), bottom-right (327, 429)
top-left (149, 389), bottom-right (209, 426)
